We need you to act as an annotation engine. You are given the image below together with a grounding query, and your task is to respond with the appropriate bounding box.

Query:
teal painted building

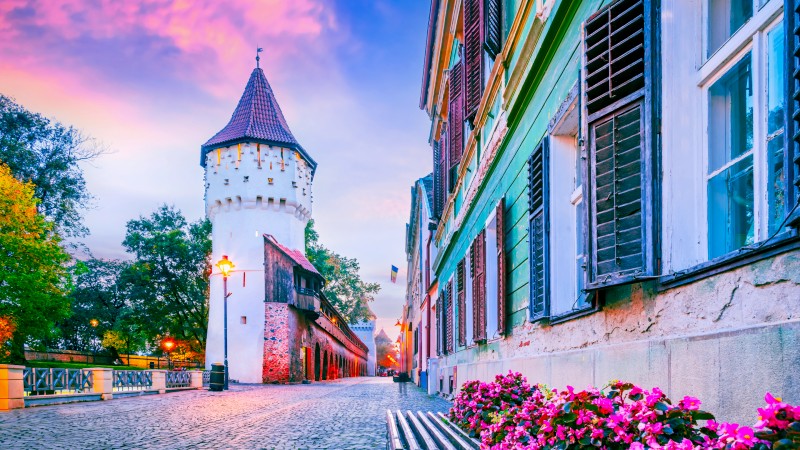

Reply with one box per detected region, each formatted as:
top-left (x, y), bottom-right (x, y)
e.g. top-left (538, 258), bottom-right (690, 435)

top-left (407, 0), bottom-right (800, 423)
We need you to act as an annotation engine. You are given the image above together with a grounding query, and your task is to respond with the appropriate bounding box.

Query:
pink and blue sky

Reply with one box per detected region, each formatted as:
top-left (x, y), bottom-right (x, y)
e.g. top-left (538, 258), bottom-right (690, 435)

top-left (0, 0), bottom-right (433, 338)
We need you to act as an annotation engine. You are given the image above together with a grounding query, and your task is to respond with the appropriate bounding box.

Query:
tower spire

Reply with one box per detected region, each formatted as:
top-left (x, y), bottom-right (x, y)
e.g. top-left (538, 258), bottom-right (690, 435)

top-left (256, 47), bottom-right (263, 69)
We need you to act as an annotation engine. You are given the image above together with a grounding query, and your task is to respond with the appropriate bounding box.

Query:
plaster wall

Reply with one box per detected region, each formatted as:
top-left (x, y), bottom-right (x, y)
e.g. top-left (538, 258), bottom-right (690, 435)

top-left (436, 250), bottom-right (800, 424)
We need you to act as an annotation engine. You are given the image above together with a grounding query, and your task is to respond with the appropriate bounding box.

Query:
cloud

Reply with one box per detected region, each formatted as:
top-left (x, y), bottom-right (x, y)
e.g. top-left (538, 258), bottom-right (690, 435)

top-left (0, 0), bottom-right (339, 98)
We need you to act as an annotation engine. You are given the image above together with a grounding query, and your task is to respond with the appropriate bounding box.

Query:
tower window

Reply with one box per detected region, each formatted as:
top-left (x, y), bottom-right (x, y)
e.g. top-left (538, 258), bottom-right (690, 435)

top-left (240, 316), bottom-right (247, 324)
top-left (243, 176), bottom-right (249, 183)
top-left (216, 148), bottom-right (221, 165)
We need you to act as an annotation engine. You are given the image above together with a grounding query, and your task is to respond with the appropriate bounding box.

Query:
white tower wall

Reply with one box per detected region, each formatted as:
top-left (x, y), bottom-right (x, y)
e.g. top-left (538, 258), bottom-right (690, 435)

top-left (204, 142), bottom-right (313, 383)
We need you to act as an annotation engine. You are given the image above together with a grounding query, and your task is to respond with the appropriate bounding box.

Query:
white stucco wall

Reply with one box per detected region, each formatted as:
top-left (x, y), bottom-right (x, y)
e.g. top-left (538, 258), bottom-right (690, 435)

top-left (204, 142), bottom-right (313, 383)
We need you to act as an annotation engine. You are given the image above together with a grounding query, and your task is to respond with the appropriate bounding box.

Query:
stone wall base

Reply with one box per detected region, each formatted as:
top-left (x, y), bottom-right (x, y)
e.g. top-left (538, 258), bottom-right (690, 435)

top-left (439, 320), bottom-right (800, 425)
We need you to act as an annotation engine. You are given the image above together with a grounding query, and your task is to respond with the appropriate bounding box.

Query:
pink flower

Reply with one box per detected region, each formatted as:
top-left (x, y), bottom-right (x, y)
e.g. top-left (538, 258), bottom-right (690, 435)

top-left (679, 396), bottom-right (702, 411)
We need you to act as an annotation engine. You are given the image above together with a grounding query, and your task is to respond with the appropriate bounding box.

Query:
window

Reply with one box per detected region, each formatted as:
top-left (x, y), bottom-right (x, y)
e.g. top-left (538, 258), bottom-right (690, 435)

top-left (484, 206), bottom-right (502, 338)
top-left (549, 87), bottom-right (593, 317)
top-left (240, 316), bottom-right (247, 324)
top-left (529, 139), bottom-right (549, 320)
top-left (583, 0), bottom-right (658, 288)
top-left (708, 0), bottom-right (754, 56)
top-left (703, 6), bottom-right (788, 259)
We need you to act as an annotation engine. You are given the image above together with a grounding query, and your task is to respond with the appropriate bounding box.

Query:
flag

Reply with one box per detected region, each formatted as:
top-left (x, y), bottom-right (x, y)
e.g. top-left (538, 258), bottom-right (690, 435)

top-left (390, 265), bottom-right (398, 283)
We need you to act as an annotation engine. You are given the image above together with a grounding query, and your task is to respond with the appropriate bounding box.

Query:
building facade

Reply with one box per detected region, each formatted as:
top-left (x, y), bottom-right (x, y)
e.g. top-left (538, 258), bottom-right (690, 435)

top-left (402, 175), bottom-right (440, 391)
top-left (203, 64), bottom-right (367, 383)
top-left (410, 0), bottom-right (800, 423)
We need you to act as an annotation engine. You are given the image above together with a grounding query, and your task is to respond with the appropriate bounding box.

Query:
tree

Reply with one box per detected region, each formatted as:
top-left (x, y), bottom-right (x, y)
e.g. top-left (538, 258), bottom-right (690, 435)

top-left (0, 95), bottom-right (102, 236)
top-left (0, 164), bottom-right (70, 363)
top-left (122, 205), bottom-right (211, 355)
top-left (58, 258), bottom-right (147, 358)
top-left (305, 220), bottom-right (380, 324)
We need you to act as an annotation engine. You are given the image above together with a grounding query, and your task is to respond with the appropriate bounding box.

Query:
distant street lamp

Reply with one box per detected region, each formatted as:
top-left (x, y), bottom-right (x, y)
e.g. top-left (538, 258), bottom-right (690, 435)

top-left (89, 319), bottom-right (99, 327)
top-left (162, 338), bottom-right (176, 370)
top-left (216, 255), bottom-right (235, 390)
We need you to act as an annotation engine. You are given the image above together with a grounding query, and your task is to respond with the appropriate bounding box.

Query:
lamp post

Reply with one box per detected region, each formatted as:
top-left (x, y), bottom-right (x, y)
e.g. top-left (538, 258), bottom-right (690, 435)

top-left (162, 338), bottom-right (175, 370)
top-left (216, 255), bottom-right (235, 390)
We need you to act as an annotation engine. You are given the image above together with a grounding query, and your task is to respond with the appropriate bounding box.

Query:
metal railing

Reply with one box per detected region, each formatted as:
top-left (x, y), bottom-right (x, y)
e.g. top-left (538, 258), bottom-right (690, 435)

top-left (202, 370), bottom-right (210, 385)
top-left (166, 371), bottom-right (191, 388)
top-left (112, 370), bottom-right (153, 391)
top-left (23, 368), bottom-right (93, 396)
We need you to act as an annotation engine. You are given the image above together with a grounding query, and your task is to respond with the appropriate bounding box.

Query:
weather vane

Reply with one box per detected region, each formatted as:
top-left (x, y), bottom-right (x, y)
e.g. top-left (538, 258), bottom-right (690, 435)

top-left (256, 46), bottom-right (263, 68)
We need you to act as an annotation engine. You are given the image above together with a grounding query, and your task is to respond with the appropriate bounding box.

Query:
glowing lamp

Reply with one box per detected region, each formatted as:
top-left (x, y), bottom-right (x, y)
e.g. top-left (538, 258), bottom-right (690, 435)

top-left (162, 338), bottom-right (176, 353)
top-left (216, 255), bottom-right (235, 278)
top-left (89, 319), bottom-right (99, 327)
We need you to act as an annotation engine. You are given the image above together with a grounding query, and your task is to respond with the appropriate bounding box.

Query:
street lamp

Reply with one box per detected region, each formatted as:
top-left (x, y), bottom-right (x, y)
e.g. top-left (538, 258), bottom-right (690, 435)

top-left (89, 319), bottom-right (99, 327)
top-left (162, 338), bottom-right (175, 370)
top-left (216, 255), bottom-right (235, 390)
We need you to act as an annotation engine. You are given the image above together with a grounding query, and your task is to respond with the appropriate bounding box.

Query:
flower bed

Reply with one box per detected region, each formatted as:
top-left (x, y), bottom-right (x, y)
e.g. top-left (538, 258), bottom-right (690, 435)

top-left (449, 372), bottom-right (800, 449)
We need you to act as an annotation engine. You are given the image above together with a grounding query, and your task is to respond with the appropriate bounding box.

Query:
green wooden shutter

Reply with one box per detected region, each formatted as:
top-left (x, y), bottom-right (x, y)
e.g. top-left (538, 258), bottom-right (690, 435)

top-left (471, 231), bottom-right (487, 342)
top-left (445, 280), bottom-right (454, 353)
top-left (584, 0), bottom-right (659, 288)
top-left (529, 139), bottom-right (549, 320)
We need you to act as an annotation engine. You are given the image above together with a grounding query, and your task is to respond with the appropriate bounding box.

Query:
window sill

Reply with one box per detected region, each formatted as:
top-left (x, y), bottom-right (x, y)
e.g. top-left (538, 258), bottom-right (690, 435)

top-left (658, 230), bottom-right (800, 291)
top-left (547, 305), bottom-right (600, 325)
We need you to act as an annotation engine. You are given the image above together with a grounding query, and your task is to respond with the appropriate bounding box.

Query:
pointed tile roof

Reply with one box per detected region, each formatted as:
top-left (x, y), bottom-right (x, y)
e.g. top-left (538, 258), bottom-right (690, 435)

top-left (201, 68), bottom-right (316, 171)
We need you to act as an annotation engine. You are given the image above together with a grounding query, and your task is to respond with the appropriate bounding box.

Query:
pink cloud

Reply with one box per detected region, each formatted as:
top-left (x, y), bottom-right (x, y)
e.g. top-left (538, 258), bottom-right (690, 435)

top-left (0, 0), bottom-right (339, 98)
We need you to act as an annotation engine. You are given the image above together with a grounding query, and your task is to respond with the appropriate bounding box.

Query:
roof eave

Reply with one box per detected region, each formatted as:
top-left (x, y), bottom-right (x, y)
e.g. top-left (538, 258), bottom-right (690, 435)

top-left (200, 137), bottom-right (318, 175)
top-left (419, 0), bottom-right (440, 110)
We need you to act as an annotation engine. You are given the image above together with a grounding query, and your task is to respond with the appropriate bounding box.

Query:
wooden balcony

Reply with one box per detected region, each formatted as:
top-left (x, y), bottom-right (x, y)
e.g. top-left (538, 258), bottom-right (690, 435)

top-left (292, 287), bottom-right (321, 319)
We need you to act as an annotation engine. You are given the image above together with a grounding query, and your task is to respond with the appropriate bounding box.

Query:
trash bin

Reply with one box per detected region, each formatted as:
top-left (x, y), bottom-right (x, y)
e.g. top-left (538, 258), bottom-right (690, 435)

top-left (209, 363), bottom-right (225, 391)
top-left (149, 361), bottom-right (155, 369)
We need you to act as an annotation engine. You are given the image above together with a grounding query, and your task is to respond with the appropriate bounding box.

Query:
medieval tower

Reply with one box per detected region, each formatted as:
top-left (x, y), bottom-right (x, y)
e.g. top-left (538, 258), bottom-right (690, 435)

top-left (202, 63), bottom-right (315, 383)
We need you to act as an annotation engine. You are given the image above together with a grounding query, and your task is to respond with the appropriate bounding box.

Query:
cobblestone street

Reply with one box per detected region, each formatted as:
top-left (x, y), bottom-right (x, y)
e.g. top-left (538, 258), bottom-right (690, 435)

top-left (0, 377), bottom-right (451, 449)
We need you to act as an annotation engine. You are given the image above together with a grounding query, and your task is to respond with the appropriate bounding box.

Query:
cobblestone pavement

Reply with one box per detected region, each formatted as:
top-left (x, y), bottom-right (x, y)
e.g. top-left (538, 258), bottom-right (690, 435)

top-left (0, 377), bottom-right (451, 449)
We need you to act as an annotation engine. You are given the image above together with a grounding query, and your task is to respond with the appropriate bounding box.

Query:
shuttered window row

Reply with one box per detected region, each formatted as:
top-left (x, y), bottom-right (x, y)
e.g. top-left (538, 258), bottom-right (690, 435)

top-left (529, 140), bottom-right (549, 320)
top-left (471, 230), bottom-right (487, 342)
top-left (584, 0), bottom-right (658, 288)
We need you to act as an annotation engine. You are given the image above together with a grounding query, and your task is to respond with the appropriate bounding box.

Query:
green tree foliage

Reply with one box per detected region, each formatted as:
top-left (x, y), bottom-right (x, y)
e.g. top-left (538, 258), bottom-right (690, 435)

top-left (58, 259), bottom-right (147, 358)
top-left (0, 164), bottom-right (70, 363)
top-left (122, 205), bottom-right (211, 354)
top-left (305, 220), bottom-right (380, 324)
top-left (0, 95), bottom-right (102, 236)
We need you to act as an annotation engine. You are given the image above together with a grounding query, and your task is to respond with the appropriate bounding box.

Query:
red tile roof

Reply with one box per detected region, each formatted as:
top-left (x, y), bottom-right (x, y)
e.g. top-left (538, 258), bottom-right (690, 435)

top-left (200, 68), bottom-right (316, 171)
top-left (264, 234), bottom-right (320, 276)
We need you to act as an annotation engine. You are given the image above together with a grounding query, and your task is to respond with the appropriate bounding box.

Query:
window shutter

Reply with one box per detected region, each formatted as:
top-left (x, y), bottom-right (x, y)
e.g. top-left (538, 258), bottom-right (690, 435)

top-left (585, 0), bottom-right (646, 116)
top-left (788, 0), bottom-right (800, 227)
top-left (496, 198), bottom-right (507, 334)
top-left (484, 0), bottom-right (503, 57)
top-left (449, 61), bottom-right (465, 168)
top-left (436, 294), bottom-right (442, 356)
top-left (433, 138), bottom-right (445, 218)
top-left (584, 0), bottom-right (658, 288)
top-left (463, 0), bottom-right (483, 122)
top-left (456, 259), bottom-right (466, 346)
top-left (446, 280), bottom-right (454, 353)
top-left (471, 231), bottom-right (487, 342)
top-left (529, 140), bottom-right (549, 320)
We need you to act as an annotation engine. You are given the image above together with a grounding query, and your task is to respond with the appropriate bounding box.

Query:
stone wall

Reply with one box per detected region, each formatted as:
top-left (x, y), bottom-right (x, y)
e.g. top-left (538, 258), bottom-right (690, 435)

top-left (436, 249), bottom-right (800, 425)
top-left (263, 303), bottom-right (291, 383)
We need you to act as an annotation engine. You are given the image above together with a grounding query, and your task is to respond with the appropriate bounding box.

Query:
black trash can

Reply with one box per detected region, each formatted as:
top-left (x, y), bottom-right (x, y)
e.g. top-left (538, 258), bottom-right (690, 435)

top-left (209, 363), bottom-right (225, 391)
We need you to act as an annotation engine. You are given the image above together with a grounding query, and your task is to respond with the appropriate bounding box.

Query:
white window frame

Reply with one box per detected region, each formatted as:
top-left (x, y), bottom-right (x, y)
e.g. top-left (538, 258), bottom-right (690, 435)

top-left (698, 0), bottom-right (784, 258)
